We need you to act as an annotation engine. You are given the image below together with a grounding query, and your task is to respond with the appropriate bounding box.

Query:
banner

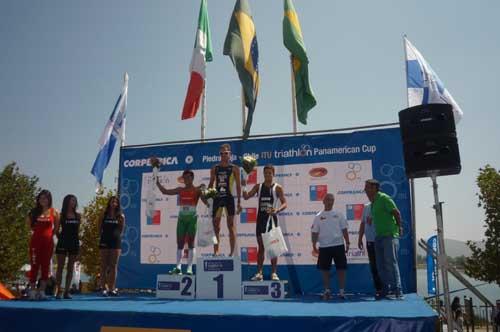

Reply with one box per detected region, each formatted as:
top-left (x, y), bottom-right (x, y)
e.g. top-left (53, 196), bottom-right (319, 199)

top-left (117, 127), bottom-right (415, 294)
top-left (426, 235), bottom-right (438, 295)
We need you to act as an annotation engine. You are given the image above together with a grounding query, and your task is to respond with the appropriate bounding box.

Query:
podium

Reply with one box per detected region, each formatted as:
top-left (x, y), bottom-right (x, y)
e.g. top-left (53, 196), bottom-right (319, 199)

top-left (156, 274), bottom-right (196, 299)
top-left (196, 256), bottom-right (242, 300)
top-left (156, 256), bottom-right (288, 300)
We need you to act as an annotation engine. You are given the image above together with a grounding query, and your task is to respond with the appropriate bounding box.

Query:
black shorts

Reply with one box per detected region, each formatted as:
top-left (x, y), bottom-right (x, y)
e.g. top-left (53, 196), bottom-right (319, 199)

top-left (99, 237), bottom-right (122, 250)
top-left (213, 196), bottom-right (235, 217)
top-left (55, 246), bottom-right (79, 256)
top-left (317, 245), bottom-right (347, 271)
top-left (256, 215), bottom-right (277, 235)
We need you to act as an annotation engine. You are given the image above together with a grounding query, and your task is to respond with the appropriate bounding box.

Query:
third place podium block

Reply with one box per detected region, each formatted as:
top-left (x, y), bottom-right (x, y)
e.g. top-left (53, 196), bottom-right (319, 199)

top-left (196, 256), bottom-right (242, 300)
top-left (241, 281), bottom-right (287, 300)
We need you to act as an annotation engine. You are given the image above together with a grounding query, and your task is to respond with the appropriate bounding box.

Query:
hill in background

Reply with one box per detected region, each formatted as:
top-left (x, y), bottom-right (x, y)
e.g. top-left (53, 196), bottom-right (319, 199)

top-left (417, 238), bottom-right (483, 258)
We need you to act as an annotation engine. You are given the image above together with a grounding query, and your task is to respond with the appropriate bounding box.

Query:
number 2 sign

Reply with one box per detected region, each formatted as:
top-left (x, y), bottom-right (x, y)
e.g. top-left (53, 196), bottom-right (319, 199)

top-left (156, 274), bottom-right (195, 299)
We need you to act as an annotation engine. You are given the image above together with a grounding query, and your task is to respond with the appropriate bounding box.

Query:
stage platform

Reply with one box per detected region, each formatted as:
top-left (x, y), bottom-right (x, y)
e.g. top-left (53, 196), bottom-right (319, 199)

top-left (0, 293), bottom-right (437, 332)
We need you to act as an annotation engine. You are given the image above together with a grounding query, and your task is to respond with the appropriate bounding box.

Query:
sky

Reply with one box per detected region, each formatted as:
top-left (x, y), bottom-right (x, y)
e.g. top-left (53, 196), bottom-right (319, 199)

top-left (1, 0), bottom-right (499, 242)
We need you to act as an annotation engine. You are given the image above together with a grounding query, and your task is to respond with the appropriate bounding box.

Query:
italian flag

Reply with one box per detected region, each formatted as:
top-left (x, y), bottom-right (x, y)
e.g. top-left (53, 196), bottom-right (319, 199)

top-left (181, 0), bottom-right (213, 120)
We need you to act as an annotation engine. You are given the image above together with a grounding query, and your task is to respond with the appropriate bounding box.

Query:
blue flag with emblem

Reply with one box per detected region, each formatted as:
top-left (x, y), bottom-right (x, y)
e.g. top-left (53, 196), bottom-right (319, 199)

top-left (91, 73), bottom-right (128, 190)
top-left (405, 37), bottom-right (463, 123)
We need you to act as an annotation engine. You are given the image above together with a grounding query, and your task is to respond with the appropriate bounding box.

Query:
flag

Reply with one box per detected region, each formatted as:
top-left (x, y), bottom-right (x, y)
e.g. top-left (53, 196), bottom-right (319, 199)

top-left (223, 0), bottom-right (259, 138)
top-left (405, 37), bottom-right (463, 123)
top-left (283, 0), bottom-right (316, 125)
top-left (91, 73), bottom-right (128, 189)
top-left (181, 0), bottom-right (213, 120)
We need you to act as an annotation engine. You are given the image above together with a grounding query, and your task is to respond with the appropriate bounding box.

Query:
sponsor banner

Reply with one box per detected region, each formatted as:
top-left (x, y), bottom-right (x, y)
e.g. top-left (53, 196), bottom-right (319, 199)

top-left (118, 127), bottom-right (414, 294)
top-left (426, 235), bottom-right (438, 295)
top-left (138, 161), bottom-right (371, 265)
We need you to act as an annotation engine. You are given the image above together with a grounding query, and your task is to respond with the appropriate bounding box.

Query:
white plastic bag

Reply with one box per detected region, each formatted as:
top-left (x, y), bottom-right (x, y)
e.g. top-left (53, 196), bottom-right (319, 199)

top-left (197, 199), bottom-right (218, 247)
top-left (261, 216), bottom-right (288, 259)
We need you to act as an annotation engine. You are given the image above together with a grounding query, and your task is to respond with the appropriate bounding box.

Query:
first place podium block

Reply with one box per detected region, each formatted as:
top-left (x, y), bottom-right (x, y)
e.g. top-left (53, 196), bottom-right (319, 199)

top-left (156, 274), bottom-right (195, 299)
top-left (196, 256), bottom-right (242, 300)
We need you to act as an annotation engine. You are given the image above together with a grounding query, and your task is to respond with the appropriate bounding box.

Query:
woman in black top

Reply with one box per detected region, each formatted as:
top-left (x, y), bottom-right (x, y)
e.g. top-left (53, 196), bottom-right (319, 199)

top-left (55, 194), bottom-right (80, 299)
top-left (98, 196), bottom-right (125, 296)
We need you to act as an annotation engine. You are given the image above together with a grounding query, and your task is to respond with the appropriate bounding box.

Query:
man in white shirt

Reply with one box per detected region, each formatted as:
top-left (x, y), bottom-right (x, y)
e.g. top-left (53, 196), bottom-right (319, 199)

top-left (311, 193), bottom-right (350, 300)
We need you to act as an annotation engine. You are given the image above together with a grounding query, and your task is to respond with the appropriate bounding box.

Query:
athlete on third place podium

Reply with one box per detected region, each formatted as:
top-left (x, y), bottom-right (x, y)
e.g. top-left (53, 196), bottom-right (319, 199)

top-left (243, 164), bottom-right (287, 281)
top-left (208, 144), bottom-right (242, 257)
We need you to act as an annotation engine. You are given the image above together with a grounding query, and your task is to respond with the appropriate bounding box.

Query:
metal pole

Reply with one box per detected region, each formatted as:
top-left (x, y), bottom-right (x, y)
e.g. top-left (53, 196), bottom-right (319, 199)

top-left (485, 302), bottom-right (489, 332)
top-left (436, 230), bottom-right (441, 329)
top-left (470, 297), bottom-right (475, 332)
top-left (290, 55), bottom-right (298, 134)
top-left (431, 174), bottom-right (455, 331)
top-left (241, 87), bottom-right (246, 137)
top-left (121, 72), bottom-right (129, 148)
top-left (201, 80), bottom-right (206, 142)
top-left (409, 179), bottom-right (418, 294)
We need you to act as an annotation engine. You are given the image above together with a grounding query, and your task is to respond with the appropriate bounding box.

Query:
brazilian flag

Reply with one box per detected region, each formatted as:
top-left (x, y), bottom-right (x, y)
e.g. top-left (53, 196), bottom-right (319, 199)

top-left (223, 0), bottom-right (259, 138)
top-left (283, 0), bottom-right (316, 125)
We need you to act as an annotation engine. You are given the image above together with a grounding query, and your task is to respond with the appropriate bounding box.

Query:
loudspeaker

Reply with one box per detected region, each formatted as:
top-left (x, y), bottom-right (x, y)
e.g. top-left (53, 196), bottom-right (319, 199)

top-left (399, 104), bottom-right (461, 178)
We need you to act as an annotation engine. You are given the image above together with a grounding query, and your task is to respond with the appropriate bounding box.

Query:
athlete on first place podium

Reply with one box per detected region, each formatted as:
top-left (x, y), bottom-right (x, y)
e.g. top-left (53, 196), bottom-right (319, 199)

top-left (208, 143), bottom-right (242, 257)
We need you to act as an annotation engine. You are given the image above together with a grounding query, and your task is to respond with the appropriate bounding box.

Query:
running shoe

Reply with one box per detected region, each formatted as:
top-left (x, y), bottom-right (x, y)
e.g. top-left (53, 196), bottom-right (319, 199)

top-left (63, 292), bottom-right (72, 299)
top-left (168, 267), bottom-right (182, 275)
top-left (250, 273), bottom-right (263, 281)
top-left (102, 289), bottom-right (108, 297)
top-left (109, 289), bottom-right (119, 297)
top-left (186, 268), bottom-right (194, 276)
top-left (270, 273), bottom-right (280, 281)
top-left (28, 289), bottom-right (37, 301)
top-left (321, 289), bottom-right (332, 300)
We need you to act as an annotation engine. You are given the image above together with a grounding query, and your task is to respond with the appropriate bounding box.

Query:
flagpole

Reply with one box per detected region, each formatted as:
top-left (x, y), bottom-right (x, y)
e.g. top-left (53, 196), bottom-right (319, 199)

top-left (290, 55), bottom-right (298, 134)
top-left (403, 35), bottom-right (452, 332)
top-left (121, 72), bottom-right (129, 147)
top-left (402, 35), bottom-right (418, 295)
top-left (241, 87), bottom-right (246, 137)
top-left (201, 80), bottom-right (207, 142)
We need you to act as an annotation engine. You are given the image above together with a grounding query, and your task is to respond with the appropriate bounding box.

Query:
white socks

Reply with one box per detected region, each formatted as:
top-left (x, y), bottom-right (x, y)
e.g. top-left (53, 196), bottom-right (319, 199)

top-left (187, 248), bottom-right (195, 270)
top-left (176, 249), bottom-right (182, 269)
top-left (176, 248), bottom-right (196, 271)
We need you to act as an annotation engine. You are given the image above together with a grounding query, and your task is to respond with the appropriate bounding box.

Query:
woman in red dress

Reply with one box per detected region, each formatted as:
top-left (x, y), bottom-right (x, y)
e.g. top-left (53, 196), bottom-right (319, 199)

top-left (26, 190), bottom-right (59, 300)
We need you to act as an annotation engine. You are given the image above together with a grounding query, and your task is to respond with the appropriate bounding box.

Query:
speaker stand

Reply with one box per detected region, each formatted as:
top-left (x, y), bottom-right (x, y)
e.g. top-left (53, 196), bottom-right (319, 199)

top-left (430, 173), bottom-right (456, 331)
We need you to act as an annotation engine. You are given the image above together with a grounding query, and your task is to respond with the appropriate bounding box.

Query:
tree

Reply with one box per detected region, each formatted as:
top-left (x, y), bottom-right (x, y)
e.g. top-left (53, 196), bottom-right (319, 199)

top-left (80, 189), bottom-right (116, 290)
top-left (0, 162), bottom-right (39, 283)
top-left (465, 165), bottom-right (500, 286)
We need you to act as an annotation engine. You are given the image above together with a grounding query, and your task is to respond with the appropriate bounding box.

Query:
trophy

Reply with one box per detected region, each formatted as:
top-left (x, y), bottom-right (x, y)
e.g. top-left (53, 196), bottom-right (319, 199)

top-left (198, 184), bottom-right (218, 246)
top-left (146, 157), bottom-right (161, 218)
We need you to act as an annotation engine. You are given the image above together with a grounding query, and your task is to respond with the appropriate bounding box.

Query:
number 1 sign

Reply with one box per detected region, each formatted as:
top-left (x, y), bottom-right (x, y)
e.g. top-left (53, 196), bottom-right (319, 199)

top-left (196, 256), bottom-right (242, 300)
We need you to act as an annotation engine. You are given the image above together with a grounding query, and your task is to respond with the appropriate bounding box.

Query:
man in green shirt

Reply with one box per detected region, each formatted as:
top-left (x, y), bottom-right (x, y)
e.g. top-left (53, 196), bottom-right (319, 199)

top-left (364, 179), bottom-right (404, 300)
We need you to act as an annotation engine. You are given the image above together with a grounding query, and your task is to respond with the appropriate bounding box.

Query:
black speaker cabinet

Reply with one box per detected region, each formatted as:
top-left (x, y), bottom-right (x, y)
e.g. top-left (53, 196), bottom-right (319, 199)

top-left (399, 104), bottom-right (461, 178)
